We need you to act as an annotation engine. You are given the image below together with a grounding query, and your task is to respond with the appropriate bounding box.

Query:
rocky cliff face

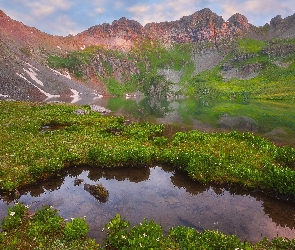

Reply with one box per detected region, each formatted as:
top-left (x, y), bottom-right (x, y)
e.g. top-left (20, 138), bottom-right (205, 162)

top-left (73, 8), bottom-right (251, 50)
top-left (269, 13), bottom-right (295, 38)
top-left (145, 8), bottom-right (249, 44)
top-left (75, 18), bottom-right (147, 51)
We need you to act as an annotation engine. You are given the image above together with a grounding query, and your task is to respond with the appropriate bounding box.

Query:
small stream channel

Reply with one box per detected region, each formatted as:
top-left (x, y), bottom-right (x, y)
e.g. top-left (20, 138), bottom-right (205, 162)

top-left (0, 165), bottom-right (294, 243)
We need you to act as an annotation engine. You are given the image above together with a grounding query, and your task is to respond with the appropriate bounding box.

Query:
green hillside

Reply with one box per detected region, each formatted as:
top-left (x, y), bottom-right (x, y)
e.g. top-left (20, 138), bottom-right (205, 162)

top-left (47, 37), bottom-right (295, 99)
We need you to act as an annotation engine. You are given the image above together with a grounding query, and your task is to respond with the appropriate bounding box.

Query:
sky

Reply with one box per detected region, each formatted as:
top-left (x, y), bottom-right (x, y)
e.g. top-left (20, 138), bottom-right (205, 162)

top-left (0, 0), bottom-right (294, 36)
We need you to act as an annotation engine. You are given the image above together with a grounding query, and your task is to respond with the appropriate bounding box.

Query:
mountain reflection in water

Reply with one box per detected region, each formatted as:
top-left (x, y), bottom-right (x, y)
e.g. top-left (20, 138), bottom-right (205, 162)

top-left (82, 96), bottom-right (295, 147)
top-left (0, 165), bottom-right (294, 243)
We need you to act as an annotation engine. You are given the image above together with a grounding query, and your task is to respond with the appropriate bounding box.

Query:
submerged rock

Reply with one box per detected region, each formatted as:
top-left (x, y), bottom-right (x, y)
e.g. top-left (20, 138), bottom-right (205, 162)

top-left (218, 114), bottom-right (259, 132)
top-left (84, 183), bottom-right (109, 202)
top-left (74, 178), bottom-right (84, 186)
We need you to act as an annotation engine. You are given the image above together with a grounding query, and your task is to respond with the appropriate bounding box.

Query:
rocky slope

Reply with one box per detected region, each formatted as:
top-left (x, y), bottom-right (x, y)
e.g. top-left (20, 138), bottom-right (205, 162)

top-left (0, 8), bottom-right (295, 102)
top-left (0, 10), bottom-right (100, 103)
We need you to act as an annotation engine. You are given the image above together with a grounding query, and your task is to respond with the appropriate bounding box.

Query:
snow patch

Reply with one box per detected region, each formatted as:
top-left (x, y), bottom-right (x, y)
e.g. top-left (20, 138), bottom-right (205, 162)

top-left (23, 68), bottom-right (44, 86)
top-left (70, 89), bottom-right (81, 103)
top-left (16, 72), bottom-right (31, 83)
top-left (25, 62), bottom-right (38, 71)
top-left (0, 94), bottom-right (9, 98)
top-left (64, 71), bottom-right (71, 80)
top-left (50, 68), bottom-right (72, 80)
top-left (57, 45), bottom-right (61, 50)
top-left (16, 72), bottom-right (60, 100)
top-left (93, 95), bottom-right (103, 100)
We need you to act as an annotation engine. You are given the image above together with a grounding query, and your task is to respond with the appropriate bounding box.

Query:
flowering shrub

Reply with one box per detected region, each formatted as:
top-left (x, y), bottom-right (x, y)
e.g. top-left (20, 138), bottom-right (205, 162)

top-left (1, 203), bottom-right (28, 231)
top-left (0, 204), bottom-right (97, 249)
top-left (64, 217), bottom-right (89, 240)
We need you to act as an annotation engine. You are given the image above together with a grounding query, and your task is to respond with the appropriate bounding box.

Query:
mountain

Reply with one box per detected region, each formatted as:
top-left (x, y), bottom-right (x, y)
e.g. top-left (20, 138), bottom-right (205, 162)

top-left (0, 8), bottom-right (295, 102)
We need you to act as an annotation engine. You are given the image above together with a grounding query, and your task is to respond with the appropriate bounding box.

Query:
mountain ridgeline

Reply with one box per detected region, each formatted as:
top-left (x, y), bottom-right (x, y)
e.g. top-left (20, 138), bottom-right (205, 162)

top-left (1, 8), bottom-right (295, 102)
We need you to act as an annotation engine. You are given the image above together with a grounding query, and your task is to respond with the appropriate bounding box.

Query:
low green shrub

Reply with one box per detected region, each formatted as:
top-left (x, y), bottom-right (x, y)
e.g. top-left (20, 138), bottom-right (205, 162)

top-left (1, 203), bottom-right (28, 231)
top-left (102, 214), bottom-right (164, 249)
top-left (0, 204), bottom-right (97, 249)
top-left (1, 101), bottom-right (295, 197)
top-left (169, 226), bottom-right (246, 249)
top-left (64, 218), bottom-right (89, 241)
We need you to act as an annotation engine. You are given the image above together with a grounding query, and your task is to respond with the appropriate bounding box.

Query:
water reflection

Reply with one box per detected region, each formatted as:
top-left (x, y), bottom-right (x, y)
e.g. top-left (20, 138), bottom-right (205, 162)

top-left (39, 94), bottom-right (295, 147)
top-left (0, 165), bottom-right (294, 243)
top-left (92, 96), bottom-right (295, 147)
top-left (171, 169), bottom-right (295, 230)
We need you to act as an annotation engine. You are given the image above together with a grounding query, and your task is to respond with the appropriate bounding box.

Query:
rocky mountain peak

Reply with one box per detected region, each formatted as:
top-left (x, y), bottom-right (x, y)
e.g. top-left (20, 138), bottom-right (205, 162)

top-left (144, 8), bottom-right (249, 44)
top-left (0, 8), bottom-right (295, 103)
top-left (267, 13), bottom-right (295, 38)
top-left (0, 9), bottom-right (7, 18)
top-left (227, 13), bottom-right (249, 29)
top-left (270, 15), bottom-right (283, 28)
top-left (112, 17), bottom-right (143, 29)
top-left (75, 17), bottom-right (146, 51)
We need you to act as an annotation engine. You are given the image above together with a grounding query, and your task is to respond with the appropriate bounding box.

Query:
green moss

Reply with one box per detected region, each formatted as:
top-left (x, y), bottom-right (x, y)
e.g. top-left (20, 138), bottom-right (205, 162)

top-left (105, 76), bottom-right (138, 96)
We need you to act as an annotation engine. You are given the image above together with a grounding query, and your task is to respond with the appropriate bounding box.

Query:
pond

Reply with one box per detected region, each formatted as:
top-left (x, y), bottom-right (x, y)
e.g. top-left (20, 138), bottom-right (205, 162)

top-left (85, 96), bottom-right (295, 147)
top-left (0, 165), bottom-right (294, 243)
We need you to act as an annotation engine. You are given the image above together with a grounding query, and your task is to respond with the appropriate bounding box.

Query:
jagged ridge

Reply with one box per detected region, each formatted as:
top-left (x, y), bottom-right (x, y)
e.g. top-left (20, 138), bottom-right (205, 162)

top-left (1, 8), bottom-right (295, 102)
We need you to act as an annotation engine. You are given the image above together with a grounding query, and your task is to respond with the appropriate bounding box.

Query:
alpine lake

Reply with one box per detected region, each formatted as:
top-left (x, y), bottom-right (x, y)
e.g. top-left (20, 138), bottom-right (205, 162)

top-left (1, 95), bottom-right (295, 243)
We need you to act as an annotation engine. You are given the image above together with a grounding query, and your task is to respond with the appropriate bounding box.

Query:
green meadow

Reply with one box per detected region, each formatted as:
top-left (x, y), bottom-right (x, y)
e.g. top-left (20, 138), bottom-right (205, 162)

top-left (0, 100), bottom-right (295, 248)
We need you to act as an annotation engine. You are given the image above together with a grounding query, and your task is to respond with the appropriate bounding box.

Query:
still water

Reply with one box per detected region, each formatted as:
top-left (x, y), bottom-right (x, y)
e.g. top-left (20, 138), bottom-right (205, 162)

top-left (0, 165), bottom-right (295, 243)
top-left (89, 96), bottom-right (295, 147)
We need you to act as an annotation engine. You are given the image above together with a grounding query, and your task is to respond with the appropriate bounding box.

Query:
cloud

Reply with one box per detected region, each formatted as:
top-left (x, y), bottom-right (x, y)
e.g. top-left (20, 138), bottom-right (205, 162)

top-left (95, 8), bottom-right (105, 14)
top-left (44, 15), bottom-right (81, 35)
top-left (24, 0), bottom-right (73, 18)
top-left (127, 5), bottom-right (151, 14)
top-left (114, 1), bottom-right (125, 9)
top-left (220, 0), bottom-right (295, 24)
top-left (127, 0), bottom-right (206, 25)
